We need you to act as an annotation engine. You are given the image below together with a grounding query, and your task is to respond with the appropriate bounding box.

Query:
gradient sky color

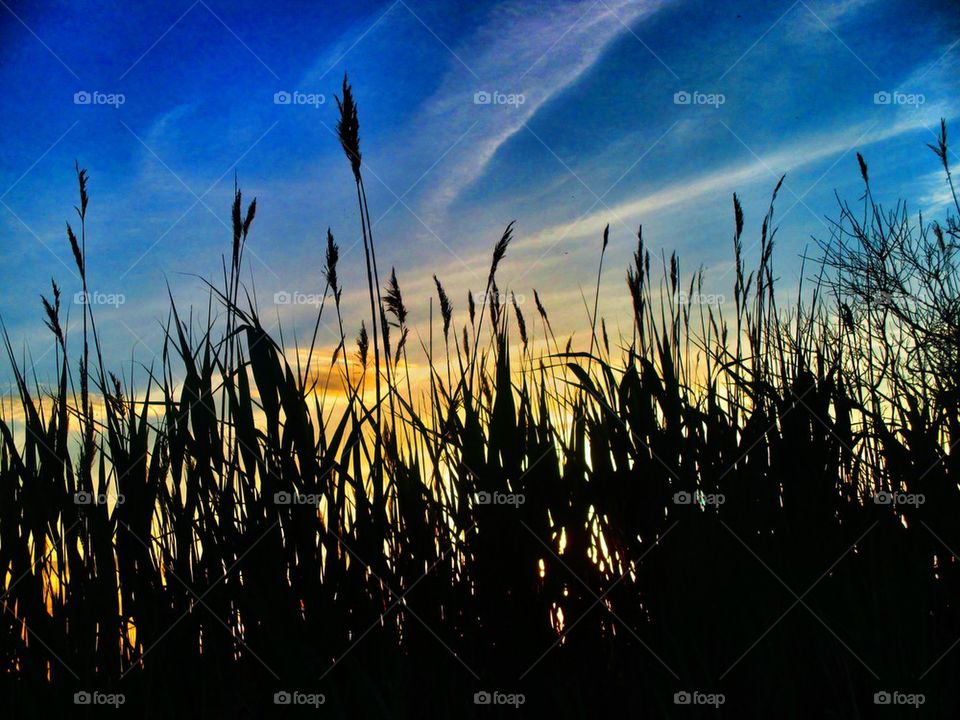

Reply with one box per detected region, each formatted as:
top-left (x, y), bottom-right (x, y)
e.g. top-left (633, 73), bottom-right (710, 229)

top-left (0, 0), bottom-right (957, 384)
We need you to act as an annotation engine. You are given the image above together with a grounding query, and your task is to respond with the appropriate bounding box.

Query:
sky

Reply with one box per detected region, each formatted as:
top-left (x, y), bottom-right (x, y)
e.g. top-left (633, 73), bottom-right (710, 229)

top-left (0, 0), bottom-right (958, 386)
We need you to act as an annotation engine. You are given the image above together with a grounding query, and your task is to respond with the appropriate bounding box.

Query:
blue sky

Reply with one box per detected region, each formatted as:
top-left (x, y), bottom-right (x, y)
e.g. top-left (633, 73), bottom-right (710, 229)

top-left (0, 0), bottom-right (957, 381)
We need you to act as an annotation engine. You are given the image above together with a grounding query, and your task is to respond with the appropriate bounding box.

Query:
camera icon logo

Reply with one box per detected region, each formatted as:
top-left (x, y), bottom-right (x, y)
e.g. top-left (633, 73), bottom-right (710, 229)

top-left (74, 91), bottom-right (92, 105)
top-left (674, 691), bottom-right (692, 704)
top-left (274, 291), bottom-right (292, 305)
top-left (673, 90), bottom-right (691, 105)
top-left (74, 691), bottom-right (92, 705)
top-left (274, 491), bottom-right (292, 505)
top-left (873, 91), bottom-right (891, 105)
top-left (874, 691), bottom-right (891, 705)
top-left (274, 691), bottom-right (292, 705)
top-left (474, 90), bottom-right (492, 105)
top-left (673, 491), bottom-right (692, 505)
top-left (873, 491), bottom-right (892, 505)
top-left (474, 691), bottom-right (491, 705)
top-left (74, 491), bottom-right (93, 505)
top-left (274, 91), bottom-right (292, 105)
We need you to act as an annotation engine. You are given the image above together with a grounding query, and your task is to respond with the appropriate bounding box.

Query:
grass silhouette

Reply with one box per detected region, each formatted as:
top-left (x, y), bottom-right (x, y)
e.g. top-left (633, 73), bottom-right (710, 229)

top-left (1, 81), bottom-right (959, 717)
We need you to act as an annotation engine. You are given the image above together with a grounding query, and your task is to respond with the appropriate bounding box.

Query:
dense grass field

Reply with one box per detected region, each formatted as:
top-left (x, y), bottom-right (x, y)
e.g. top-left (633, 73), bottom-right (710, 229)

top-left (1, 82), bottom-right (959, 717)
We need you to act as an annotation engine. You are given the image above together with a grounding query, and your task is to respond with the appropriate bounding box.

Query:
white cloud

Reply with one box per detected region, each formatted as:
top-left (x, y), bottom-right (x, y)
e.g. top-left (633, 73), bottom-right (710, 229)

top-left (521, 106), bottom-right (959, 255)
top-left (410, 0), bottom-right (672, 223)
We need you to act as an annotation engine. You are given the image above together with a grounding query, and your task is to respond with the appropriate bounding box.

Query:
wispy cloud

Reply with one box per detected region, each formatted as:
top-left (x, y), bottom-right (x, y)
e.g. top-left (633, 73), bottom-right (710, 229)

top-left (408, 0), bottom-right (671, 224)
top-left (523, 107), bottom-right (958, 253)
